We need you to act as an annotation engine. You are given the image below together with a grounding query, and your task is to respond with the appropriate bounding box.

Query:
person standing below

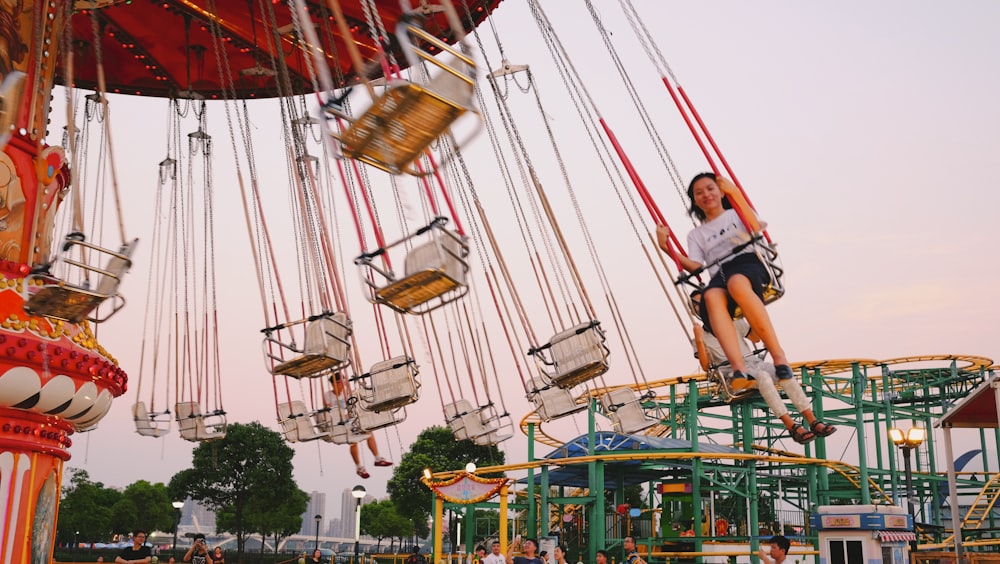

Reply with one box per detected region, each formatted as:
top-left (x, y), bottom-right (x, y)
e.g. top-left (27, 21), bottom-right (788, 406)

top-left (327, 373), bottom-right (393, 478)
top-left (505, 538), bottom-right (543, 564)
top-left (183, 534), bottom-right (212, 564)
top-left (211, 547), bottom-right (225, 564)
top-left (482, 541), bottom-right (506, 564)
top-left (308, 549), bottom-right (325, 564)
top-left (758, 535), bottom-right (791, 564)
top-left (622, 537), bottom-right (644, 564)
top-left (595, 550), bottom-right (609, 564)
top-left (405, 545), bottom-right (427, 564)
top-left (474, 545), bottom-right (487, 564)
top-left (115, 531), bottom-right (151, 564)
top-left (552, 544), bottom-right (570, 564)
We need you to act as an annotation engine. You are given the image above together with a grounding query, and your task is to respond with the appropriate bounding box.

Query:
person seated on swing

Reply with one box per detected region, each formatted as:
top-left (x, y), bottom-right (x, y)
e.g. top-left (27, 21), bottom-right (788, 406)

top-left (327, 372), bottom-right (393, 478)
top-left (693, 300), bottom-right (835, 444)
top-left (658, 172), bottom-right (834, 441)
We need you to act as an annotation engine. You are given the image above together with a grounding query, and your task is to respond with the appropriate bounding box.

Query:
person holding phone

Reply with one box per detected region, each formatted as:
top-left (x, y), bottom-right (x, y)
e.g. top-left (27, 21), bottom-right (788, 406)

top-left (183, 534), bottom-right (213, 564)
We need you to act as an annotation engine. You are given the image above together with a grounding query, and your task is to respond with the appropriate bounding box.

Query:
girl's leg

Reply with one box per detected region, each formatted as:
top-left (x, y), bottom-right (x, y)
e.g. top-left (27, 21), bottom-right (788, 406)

top-left (703, 288), bottom-right (748, 372)
top-left (726, 276), bottom-right (788, 366)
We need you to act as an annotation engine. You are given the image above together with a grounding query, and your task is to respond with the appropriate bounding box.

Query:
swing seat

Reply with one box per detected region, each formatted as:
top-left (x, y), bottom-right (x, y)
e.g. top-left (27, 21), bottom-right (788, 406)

top-left (315, 405), bottom-right (371, 445)
top-left (330, 24), bottom-right (478, 176)
top-left (355, 403), bottom-right (404, 432)
top-left (263, 312), bottom-right (352, 378)
top-left (355, 356), bottom-right (420, 412)
top-left (532, 321), bottom-right (609, 389)
top-left (444, 399), bottom-right (512, 445)
top-left (277, 400), bottom-right (329, 442)
top-left (175, 402), bottom-right (227, 441)
top-left (733, 243), bottom-right (785, 317)
top-left (362, 221), bottom-right (469, 315)
top-left (708, 369), bottom-right (758, 403)
top-left (132, 401), bottom-right (171, 438)
top-left (527, 377), bottom-right (587, 422)
top-left (24, 237), bottom-right (138, 323)
top-left (600, 388), bottom-right (660, 435)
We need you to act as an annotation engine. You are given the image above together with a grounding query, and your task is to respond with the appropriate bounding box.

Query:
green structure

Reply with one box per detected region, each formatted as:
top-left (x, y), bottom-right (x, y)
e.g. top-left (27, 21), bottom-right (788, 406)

top-left (429, 355), bottom-right (999, 562)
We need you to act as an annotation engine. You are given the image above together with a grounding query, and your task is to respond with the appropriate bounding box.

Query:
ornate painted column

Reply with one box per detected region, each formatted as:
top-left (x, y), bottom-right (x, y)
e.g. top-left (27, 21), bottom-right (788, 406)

top-left (0, 1), bottom-right (128, 562)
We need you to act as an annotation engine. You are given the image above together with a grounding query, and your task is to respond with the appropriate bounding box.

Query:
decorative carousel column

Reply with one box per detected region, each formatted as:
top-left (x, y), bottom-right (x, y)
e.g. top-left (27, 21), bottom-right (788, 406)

top-left (0, 2), bottom-right (128, 563)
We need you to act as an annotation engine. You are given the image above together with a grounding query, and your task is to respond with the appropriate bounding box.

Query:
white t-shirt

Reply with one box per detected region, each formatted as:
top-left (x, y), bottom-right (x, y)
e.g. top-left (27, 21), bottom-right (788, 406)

top-left (687, 209), bottom-right (754, 275)
top-left (483, 553), bottom-right (506, 564)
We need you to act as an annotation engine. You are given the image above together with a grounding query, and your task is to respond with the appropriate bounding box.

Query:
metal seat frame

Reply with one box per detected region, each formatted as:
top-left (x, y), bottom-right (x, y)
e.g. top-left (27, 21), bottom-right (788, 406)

top-left (527, 377), bottom-right (587, 422)
top-left (530, 320), bottom-right (610, 390)
top-left (277, 400), bottom-right (330, 443)
top-left (356, 217), bottom-right (469, 314)
top-left (262, 311), bottom-right (352, 378)
top-left (133, 401), bottom-right (171, 438)
top-left (445, 399), bottom-right (513, 445)
top-left (175, 401), bottom-right (227, 442)
top-left (600, 388), bottom-right (660, 435)
top-left (353, 355), bottom-right (420, 413)
top-left (327, 19), bottom-right (480, 176)
top-left (24, 236), bottom-right (138, 323)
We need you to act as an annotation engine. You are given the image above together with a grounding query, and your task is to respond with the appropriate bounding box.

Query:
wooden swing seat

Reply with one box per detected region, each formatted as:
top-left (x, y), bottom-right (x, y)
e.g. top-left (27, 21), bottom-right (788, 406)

top-left (133, 401), bottom-right (170, 438)
top-left (24, 238), bottom-right (137, 323)
top-left (600, 388), bottom-right (660, 435)
top-left (356, 356), bottom-right (419, 412)
top-left (527, 377), bottom-right (587, 422)
top-left (354, 403), bottom-right (402, 432)
top-left (332, 23), bottom-right (476, 176)
top-left (335, 82), bottom-right (470, 175)
top-left (445, 399), bottom-right (512, 444)
top-left (374, 232), bottom-right (469, 314)
top-left (541, 321), bottom-right (610, 389)
top-left (265, 312), bottom-right (351, 378)
top-left (175, 401), bottom-right (227, 441)
top-left (277, 400), bottom-right (329, 443)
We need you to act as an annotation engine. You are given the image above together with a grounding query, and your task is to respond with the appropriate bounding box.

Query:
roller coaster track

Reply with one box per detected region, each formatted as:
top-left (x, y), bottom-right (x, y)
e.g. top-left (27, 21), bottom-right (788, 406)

top-left (936, 472), bottom-right (1000, 547)
top-left (520, 355), bottom-right (994, 449)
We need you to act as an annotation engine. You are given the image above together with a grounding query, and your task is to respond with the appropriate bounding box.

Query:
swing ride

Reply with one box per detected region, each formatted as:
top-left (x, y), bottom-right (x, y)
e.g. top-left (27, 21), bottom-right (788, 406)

top-left (0, 0), bottom-right (993, 563)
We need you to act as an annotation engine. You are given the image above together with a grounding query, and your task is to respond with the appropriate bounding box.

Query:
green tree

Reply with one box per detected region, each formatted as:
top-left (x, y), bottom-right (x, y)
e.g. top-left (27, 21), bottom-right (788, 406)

top-left (360, 499), bottom-right (413, 552)
top-left (56, 469), bottom-right (121, 544)
top-left (169, 422), bottom-right (303, 559)
top-left (387, 426), bottom-right (505, 538)
top-left (110, 480), bottom-right (176, 537)
top-left (250, 485), bottom-right (309, 554)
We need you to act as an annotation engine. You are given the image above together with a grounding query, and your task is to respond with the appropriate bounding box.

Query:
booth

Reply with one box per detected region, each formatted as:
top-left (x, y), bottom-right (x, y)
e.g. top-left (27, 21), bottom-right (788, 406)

top-left (810, 505), bottom-right (915, 564)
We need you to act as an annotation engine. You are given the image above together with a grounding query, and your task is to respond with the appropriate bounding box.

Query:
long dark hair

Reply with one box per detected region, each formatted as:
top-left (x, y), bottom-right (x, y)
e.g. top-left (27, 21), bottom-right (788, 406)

top-left (687, 172), bottom-right (732, 221)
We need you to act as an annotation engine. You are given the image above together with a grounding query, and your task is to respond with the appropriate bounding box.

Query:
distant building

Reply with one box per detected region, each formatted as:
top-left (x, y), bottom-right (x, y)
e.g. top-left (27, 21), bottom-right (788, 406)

top-left (339, 488), bottom-right (376, 539)
top-left (301, 491), bottom-right (328, 536)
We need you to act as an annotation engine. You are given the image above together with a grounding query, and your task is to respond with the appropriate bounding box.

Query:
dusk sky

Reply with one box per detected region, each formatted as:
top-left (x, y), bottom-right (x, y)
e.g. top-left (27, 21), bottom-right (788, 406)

top-left (49, 0), bottom-right (999, 525)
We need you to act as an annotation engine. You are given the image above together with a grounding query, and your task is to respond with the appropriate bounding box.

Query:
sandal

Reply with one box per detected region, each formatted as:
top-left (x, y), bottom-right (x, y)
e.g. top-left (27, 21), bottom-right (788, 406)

top-left (790, 424), bottom-right (815, 445)
top-left (356, 466), bottom-right (370, 479)
top-left (810, 421), bottom-right (837, 437)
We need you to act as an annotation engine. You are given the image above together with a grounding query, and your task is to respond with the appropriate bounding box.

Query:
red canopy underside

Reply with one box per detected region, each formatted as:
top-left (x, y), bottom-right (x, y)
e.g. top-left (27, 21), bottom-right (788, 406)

top-left (60, 0), bottom-right (502, 99)
top-left (939, 377), bottom-right (999, 428)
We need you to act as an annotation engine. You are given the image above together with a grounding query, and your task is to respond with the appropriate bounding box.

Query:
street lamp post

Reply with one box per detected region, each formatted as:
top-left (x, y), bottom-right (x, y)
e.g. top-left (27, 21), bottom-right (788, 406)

top-left (352, 485), bottom-right (367, 564)
top-left (315, 514), bottom-right (323, 551)
top-left (171, 501), bottom-right (184, 552)
top-left (889, 426), bottom-right (926, 550)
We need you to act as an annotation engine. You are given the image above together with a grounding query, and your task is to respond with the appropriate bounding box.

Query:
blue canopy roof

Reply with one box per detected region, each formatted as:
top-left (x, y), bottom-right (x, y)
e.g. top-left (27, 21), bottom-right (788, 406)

top-left (519, 431), bottom-right (744, 489)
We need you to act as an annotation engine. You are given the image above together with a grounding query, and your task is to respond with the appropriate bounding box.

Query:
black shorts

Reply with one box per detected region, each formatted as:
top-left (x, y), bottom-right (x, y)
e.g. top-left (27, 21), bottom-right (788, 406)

top-left (698, 252), bottom-right (769, 333)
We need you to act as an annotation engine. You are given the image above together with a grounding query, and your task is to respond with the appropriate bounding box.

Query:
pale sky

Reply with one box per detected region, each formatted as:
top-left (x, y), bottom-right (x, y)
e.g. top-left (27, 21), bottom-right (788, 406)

top-left (52, 0), bottom-right (1000, 522)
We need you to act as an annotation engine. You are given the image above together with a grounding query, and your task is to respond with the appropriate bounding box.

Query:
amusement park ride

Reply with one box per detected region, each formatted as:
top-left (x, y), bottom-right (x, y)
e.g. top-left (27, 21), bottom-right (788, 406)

top-left (0, 1), bottom-right (996, 563)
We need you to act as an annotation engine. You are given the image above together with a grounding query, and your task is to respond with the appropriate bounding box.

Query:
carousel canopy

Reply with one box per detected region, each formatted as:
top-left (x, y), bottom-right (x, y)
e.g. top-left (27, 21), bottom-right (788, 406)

top-left (61, 0), bottom-right (503, 99)
top-left (519, 431), bottom-right (743, 489)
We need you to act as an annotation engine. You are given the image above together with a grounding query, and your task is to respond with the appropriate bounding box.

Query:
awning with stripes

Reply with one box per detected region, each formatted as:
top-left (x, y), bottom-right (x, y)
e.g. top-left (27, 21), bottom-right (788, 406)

top-left (876, 530), bottom-right (917, 542)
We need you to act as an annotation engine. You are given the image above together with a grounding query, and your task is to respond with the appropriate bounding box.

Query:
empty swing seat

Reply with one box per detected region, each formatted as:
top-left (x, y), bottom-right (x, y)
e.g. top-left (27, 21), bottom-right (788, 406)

top-left (445, 400), bottom-right (513, 445)
top-left (24, 237), bottom-right (138, 323)
top-left (527, 377), bottom-right (587, 422)
top-left (175, 402), bottom-right (227, 441)
top-left (264, 312), bottom-right (352, 378)
top-left (367, 224), bottom-right (469, 314)
top-left (277, 400), bottom-right (329, 443)
top-left (133, 401), bottom-right (171, 437)
top-left (354, 403), bottom-right (403, 432)
top-left (600, 388), bottom-right (660, 435)
top-left (535, 321), bottom-right (610, 389)
top-left (330, 24), bottom-right (478, 175)
top-left (314, 405), bottom-right (371, 445)
top-left (355, 356), bottom-right (420, 412)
